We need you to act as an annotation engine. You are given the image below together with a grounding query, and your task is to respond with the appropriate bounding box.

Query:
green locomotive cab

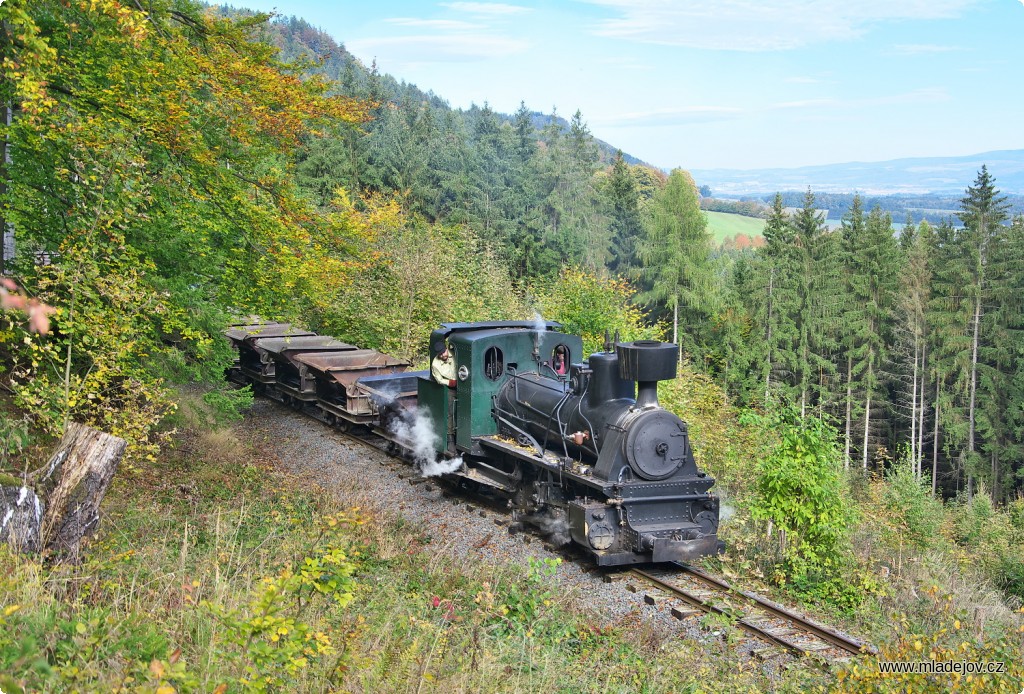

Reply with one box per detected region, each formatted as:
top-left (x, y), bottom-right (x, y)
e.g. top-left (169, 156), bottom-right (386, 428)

top-left (417, 321), bottom-right (582, 457)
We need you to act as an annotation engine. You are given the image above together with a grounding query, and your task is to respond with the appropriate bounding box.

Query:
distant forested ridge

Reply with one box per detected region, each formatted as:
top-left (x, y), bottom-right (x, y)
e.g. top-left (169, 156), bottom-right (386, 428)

top-left (691, 149), bottom-right (1024, 196)
top-left (765, 190), bottom-right (1024, 226)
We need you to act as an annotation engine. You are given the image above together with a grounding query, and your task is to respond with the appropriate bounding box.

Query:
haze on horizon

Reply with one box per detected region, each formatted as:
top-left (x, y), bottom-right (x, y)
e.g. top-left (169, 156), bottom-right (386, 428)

top-left (235, 0), bottom-right (1024, 172)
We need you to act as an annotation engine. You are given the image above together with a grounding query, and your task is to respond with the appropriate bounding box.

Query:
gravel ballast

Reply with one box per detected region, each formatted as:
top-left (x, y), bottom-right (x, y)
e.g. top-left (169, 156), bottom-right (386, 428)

top-left (241, 398), bottom-right (788, 667)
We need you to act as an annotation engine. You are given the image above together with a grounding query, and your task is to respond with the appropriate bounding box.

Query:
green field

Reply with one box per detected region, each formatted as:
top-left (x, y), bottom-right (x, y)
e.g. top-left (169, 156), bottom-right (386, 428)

top-left (705, 210), bottom-right (766, 245)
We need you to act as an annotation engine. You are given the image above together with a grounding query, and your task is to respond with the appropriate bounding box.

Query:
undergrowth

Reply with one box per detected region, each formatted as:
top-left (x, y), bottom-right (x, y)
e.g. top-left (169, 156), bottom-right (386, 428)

top-left (0, 394), bottom-right (832, 693)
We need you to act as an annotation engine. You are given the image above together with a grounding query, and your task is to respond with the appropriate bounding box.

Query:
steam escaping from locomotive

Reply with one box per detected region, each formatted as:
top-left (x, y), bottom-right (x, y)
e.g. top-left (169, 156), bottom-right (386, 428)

top-left (421, 456), bottom-right (462, 478)
top-left (387, 407), bottom-right (464, 477)
top-left (387, 408), bottom-right (435, 464)
top-left (519, 511), bottom-right (571, 546)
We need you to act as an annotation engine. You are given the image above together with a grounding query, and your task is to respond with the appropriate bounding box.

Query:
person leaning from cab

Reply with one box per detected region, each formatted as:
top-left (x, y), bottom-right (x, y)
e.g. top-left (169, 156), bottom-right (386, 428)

top-left (552, 345), bottom-right (568, 376)
top-left (431, 342), bottom-right (456, 387)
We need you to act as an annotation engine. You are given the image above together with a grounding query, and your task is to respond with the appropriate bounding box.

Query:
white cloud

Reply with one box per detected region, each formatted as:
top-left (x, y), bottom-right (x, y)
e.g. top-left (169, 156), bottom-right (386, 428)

top-left (385, 18), bottom-right (485, 30)
top-left (440, 2), bottom-right (532, 15)
top-left (347, 34), bottom-right (529, 63)
top-left (580, 0), bottom-right (979, 51)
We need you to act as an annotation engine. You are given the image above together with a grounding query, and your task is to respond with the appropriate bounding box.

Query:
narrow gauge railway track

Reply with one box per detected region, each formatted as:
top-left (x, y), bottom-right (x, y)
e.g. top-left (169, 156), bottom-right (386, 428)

top-left (259, 390), bottom-right (876, 664)
top-left (262, 388), bottom-right (411, 461)
top-left (617, 564), bottom-right (876, 663)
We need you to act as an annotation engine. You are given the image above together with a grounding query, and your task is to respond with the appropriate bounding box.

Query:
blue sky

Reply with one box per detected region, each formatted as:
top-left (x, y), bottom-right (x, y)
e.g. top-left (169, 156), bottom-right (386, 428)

top-left (234, 1), bottom-right (1024, 171)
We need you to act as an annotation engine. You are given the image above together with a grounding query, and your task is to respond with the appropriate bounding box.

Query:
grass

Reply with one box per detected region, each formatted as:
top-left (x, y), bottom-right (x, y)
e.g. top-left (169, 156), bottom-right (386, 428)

top-left (705, 211), bottom-right (766, 246)
top-left (0, 394), bottom-right (834, 693)
top-left (13, 382), bottom-right (1021, 692)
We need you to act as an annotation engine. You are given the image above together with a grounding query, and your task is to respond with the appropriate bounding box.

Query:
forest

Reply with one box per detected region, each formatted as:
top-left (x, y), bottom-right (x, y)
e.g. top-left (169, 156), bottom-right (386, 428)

top-left (1, 2), bottom-right (1023, 691)
top-left (256, 14), bottom-right (1024, 504)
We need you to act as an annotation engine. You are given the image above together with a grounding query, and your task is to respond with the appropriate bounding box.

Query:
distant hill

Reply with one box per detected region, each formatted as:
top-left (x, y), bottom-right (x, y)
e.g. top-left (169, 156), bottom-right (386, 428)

top-left (216, 7), bottom-right (650, 167)
top-left (692, 150), bottom-right (1024, 196)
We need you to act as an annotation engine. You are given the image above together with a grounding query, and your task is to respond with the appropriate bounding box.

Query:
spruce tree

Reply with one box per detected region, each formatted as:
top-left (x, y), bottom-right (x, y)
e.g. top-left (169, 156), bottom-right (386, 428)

top-left (606, 151), bottom-right (643, 274)
top-left (636, 169), bottom-right (714, 358)
top-left (956, 166), bottom-right (1010, 496)
top-left (847, 206), bottom-right (900, 469)
top-left (894, 220), bottom-right (934, 479)
top-left (791, 189), bottom-right (838, 418)
top-left (838, 196), bottom-right (867, 467)
top-left (758, 193), bottom-right (800, 405)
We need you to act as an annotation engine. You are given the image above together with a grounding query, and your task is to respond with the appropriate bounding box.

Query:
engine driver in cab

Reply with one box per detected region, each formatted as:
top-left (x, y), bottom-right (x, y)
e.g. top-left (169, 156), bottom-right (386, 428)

top-left (431, 343), bottom-right (456, 387)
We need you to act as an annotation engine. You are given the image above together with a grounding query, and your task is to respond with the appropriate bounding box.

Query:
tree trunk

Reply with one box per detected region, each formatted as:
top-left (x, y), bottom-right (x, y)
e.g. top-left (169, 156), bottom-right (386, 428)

top-left (918, 342), bottom-right (927, 481)
top-left (991, 450), bottom-right (998, 503)
top-left (862, 389), bottom-right (872, 470)
top-left (932, 377), bottom-right (940, 497)
top-left (40, 422), bottom-right (127, 560)
top-left (844, 354), bottom-right (852, 469)
top-left (673, 298), bottom-right (679, 364)
top-left (0, 485), bottom-right (44, 553)
top-left (764, 268), bottom-right (774, 403)
top-left (1, 102), bottom-right (13, 274)
top-left (967, 292), bottom-right (981, 498)
top-left (910, 341), bottom-right (918, 477)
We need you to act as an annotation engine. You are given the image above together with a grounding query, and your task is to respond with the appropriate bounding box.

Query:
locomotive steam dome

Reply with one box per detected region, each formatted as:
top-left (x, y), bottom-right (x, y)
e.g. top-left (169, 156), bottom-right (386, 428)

top-left (624, 410), bottom-right (688, 480)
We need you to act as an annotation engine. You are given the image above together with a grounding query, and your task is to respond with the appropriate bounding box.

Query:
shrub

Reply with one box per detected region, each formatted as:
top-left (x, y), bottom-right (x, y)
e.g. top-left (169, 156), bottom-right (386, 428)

top-left (530, 266), bottom-right (663, 356)
top-left (953, 491), bottom-right (1024, 601)
top-left (742, 407), bottom-right (873, 610)
top-left (834, 585), bottom-right (1024, 693)
top-left (878, 456), bottom-right (946, 555)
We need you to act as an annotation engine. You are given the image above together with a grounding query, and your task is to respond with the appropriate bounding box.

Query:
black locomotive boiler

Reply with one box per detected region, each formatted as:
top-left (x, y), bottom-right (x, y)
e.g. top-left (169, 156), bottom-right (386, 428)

top-left (226, 320), bottom-right (722, 566)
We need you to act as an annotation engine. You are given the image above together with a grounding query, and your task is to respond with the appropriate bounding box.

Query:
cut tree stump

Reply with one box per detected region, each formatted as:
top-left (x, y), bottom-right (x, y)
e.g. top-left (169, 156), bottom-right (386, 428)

top-left (0, 484), bottom-right (44, 553)
top-left (39, 422), bottom-right (127, 560)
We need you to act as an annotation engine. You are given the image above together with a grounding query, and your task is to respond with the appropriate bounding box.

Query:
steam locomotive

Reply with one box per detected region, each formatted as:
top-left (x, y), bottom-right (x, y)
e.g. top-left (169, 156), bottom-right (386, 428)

top-left (225, 320), bottom-right (722, 566)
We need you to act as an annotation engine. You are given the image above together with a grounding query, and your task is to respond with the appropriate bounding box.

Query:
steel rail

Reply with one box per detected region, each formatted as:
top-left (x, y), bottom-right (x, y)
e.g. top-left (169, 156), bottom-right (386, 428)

top-left (628, 567), bottom-right (875, 658)
top-left (628, 568), bottom-right (817, 657)
top-left (675, 563), bottom-right (876, 656)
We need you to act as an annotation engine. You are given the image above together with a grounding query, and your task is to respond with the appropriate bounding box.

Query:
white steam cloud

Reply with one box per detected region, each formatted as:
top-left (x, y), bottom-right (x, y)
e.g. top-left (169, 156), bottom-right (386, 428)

top-left (531, 310), bottom-right (547, 335)
top-left (388, 406), bottom-right (464, 478)
top-left (421, 457), bottom-right (463, 477)
top-left (520, 511), bottom-right (571, 546)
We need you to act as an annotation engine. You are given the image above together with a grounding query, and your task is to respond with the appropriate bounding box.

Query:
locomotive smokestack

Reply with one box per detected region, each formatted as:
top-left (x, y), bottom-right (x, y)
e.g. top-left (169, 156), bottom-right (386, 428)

top-left (616, 341), bottom-right (679, 408)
